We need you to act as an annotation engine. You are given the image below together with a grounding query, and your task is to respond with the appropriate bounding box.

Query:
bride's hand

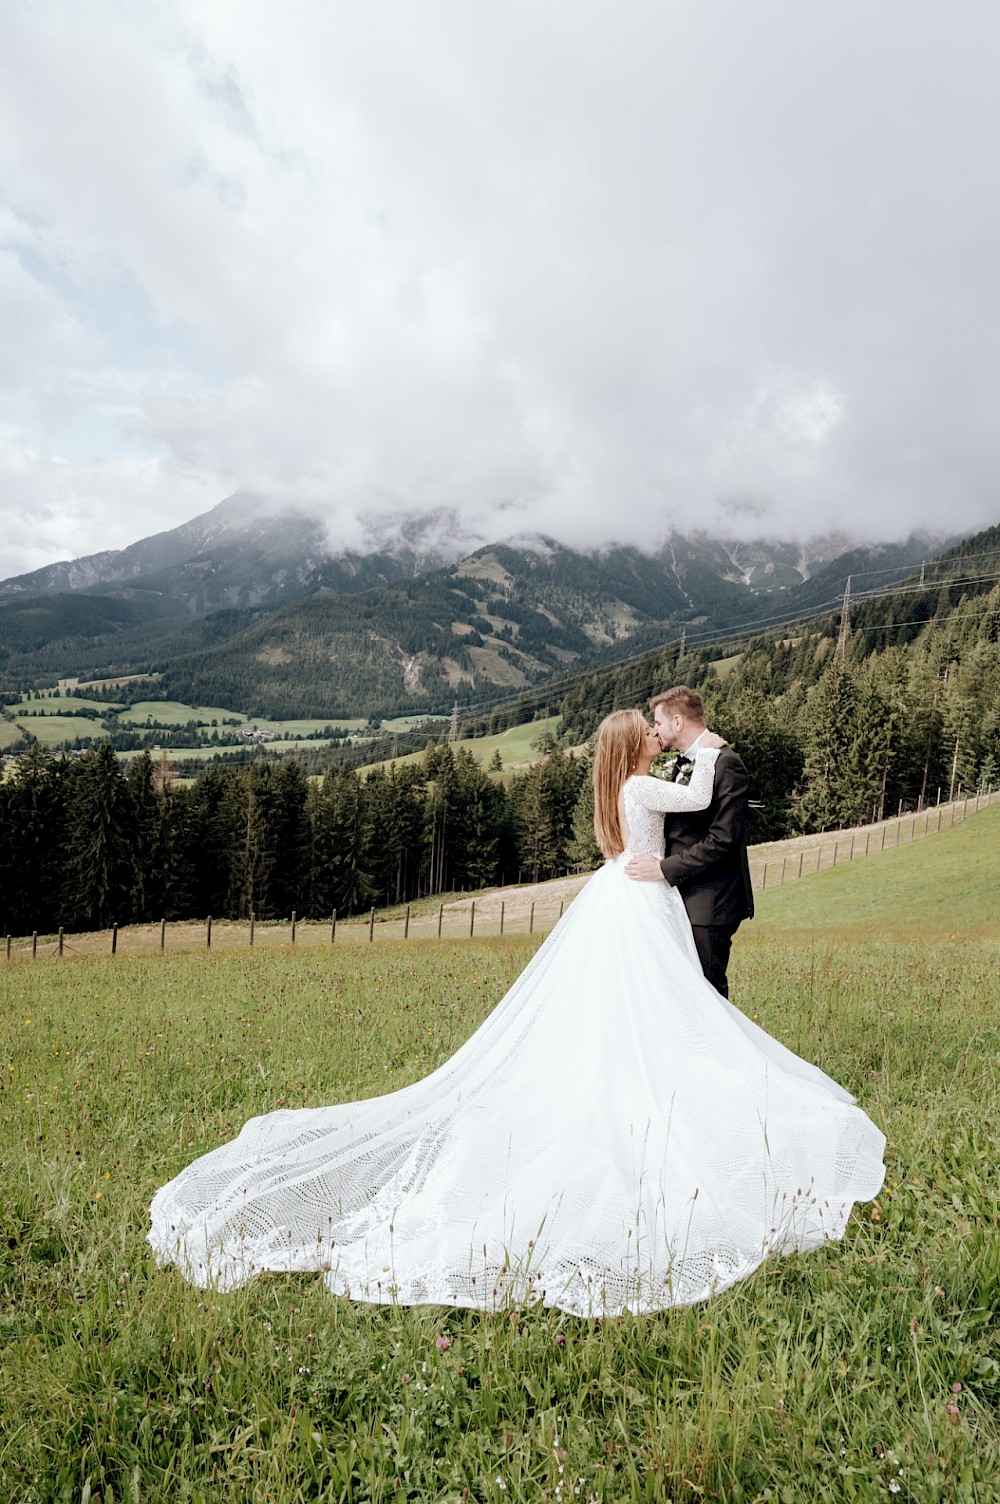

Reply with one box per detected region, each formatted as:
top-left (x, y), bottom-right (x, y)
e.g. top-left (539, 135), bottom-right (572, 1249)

top-left (700, 731), bottom-right (727, 750)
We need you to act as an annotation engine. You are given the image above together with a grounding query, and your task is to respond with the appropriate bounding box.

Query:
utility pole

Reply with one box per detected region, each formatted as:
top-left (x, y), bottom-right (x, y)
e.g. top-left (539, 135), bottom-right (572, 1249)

top-left (836, 575), bottom-right (852, 657)
top-left (449, 702), bottom-right (460, 743)
top-left (918, 560), bottom-right (926, 587)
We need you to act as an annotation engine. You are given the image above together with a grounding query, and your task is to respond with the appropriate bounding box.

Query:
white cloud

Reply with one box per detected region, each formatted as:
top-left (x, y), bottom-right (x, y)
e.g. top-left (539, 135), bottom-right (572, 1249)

top-left (1, 0), bottom-right (999, 579)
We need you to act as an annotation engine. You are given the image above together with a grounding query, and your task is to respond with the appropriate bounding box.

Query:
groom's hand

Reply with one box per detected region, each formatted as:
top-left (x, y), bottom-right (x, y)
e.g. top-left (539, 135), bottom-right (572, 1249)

top-left (625, 855), bottom-right (667, 882)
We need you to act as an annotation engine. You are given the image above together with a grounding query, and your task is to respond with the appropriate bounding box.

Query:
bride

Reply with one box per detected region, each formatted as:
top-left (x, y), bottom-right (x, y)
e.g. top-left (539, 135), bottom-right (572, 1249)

top-left (148, 710), bottom-right (885, 1316)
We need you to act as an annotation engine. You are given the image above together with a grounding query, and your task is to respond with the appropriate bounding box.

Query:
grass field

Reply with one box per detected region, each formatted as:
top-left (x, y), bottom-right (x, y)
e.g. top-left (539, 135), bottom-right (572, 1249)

top-left (13, 693), bottom-right (122, 716)
top-left (8, 713), bottom-right (107, 747)
top-left (116, 701), bottom-right (249, 727)
top-left (1, 823), bottom-right (998, 1499)
top-left (360, 715), bottom-right (562, 775)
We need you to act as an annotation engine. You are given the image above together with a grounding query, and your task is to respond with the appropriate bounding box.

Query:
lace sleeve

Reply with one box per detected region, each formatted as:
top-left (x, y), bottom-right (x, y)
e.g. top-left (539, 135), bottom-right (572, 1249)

top-left (629, 749), bottom-right (720, 813)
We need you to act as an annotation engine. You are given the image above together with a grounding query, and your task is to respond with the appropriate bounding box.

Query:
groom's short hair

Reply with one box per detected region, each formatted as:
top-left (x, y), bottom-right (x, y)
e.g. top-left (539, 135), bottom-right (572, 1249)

top-left (649, 686), bottom-right (705, 723)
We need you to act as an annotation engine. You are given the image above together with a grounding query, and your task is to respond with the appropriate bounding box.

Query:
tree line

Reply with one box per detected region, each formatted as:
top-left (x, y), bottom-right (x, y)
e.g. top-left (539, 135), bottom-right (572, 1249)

top-left (557, 575), bottom-right (1000, 839)
top-left (2, 567), bottom-right (998, 938)
top-left (0, 740), bottom-right (588, 939)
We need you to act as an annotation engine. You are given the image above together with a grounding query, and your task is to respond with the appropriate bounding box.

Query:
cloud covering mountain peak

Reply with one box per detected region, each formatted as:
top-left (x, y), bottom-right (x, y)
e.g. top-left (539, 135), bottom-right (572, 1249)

top-left (1, 0), bottom-right (999, 576)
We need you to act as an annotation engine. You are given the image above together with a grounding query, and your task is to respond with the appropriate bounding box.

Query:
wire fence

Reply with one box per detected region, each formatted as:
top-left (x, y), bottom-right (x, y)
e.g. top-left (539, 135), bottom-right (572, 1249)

top-left (3, 787), bottom-right (996, 964)
top-left (748, 784), bottom-right (997, 891)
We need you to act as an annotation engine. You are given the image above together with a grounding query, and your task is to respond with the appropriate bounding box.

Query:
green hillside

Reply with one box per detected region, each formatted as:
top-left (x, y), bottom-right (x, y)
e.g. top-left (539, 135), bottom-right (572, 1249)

top-left (0, 519), bottom-right (948, 717)
top-left (2, 803), bottom-right (997, 1499)
top-left (358, 715), bottom-right (562, 776)
top-left (755, 802), bottom-right (1000, 935)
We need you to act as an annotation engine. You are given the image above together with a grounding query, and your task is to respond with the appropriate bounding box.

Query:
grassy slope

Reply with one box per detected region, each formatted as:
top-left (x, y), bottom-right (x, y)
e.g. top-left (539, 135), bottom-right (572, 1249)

top-left (360, 715), bottom-right (562, 774)
top-left (9, 712), bottom-right (105, 746)
top-left (1, 820), bottom-right (997, 1501)
top-left (754, 803), bottom-right (1000, 935)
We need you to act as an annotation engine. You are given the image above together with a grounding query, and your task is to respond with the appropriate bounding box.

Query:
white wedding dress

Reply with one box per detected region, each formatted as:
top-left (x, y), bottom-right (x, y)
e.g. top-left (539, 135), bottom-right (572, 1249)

top-left (148, 749), bottom-right (886, 1316)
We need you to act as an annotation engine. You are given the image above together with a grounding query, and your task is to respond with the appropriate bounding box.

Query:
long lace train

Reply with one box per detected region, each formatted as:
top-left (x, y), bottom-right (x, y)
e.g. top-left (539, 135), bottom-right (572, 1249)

top-left (148, 852), bottom-right (885, 1316)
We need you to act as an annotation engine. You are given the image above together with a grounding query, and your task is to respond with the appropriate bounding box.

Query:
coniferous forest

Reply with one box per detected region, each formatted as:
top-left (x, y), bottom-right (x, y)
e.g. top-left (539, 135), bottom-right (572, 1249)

top-left (1, 562), bottom-right (998, 939)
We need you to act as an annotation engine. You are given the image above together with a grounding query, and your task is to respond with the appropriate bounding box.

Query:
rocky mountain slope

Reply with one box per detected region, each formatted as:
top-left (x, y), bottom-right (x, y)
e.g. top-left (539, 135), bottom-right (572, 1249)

top-left (0, 494), bottom-right (951, 715)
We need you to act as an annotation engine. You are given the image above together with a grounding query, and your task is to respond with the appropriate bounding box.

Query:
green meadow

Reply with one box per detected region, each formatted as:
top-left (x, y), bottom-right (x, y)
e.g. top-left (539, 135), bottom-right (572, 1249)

top-left (1, 818), bottom-right (998, 1501)
top-left (359, 715), bottom-right (562, 775)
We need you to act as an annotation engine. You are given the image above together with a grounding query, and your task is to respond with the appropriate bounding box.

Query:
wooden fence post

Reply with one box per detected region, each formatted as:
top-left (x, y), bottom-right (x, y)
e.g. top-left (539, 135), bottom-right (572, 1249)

top-left (780, 857), bottom-right (786, 883)
top-left (291, 910), bottom-right (297, 944)
top-left (762, 862), bottom-right (768, 889)
top-left (796, 851), bottom-right (804, 879)
top-left (849, 834), bottom-right (856, 860)
top-left (206, 916), bottom-right (212, 949)
top-left (369, 907), bottom-right (375, 942)
top-left (500, 900), bottom-right (505, 936)
top-left (559, 900), bottom-right (564, 919)
top-left (469, 901), bottom-right (475, 938)
top-left (5, 935), bottom-right (10, 961)
top-left (404, 904), bottom-right (410, 940)
top-left (529, 902), bottom-right (535, 934)
top-left (815, 848), bottom-right (821, 872)
top-left (58, 926), bottom-right (64, 957)
top-left (833, 842), bottom-right (839, 867)
top-left (32, 930), bottom-right (38, 959)
top-left (330, 909), bottom-right (337, 944)
top-left (111, 924), bottom-right (117, 956)
top-left (437, 903), bottom-right (444, 938)
top-left (160, 917), bottom-right (166, 951)
top-left (250, 911), bottom-right (256, 947)
top-left (863, 831), bottom-right (870, 856)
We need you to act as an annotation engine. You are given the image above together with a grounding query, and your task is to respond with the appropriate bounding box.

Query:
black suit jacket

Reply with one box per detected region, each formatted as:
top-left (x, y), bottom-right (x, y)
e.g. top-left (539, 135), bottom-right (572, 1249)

top-left (659, 747), bottom-right (755, 928)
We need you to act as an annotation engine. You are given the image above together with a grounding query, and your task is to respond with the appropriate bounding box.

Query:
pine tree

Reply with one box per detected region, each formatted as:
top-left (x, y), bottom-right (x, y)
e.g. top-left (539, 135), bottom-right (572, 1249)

top-left (0, 746), bottom-right (68, 935)
top-left (267, 759), bottom-right (310, 917)
top-left (706, 686), bottom-right (802, 842)
top-left (125, 751), bottom-right (158, 921)
top-left (568, 743), bottom-right (602, 870)
top-left (64, 743), bottom-right (136, 930)
top-left (794, 660), bottom-right (862, 832)
top-left (312, 768), bottom-right (372, 914)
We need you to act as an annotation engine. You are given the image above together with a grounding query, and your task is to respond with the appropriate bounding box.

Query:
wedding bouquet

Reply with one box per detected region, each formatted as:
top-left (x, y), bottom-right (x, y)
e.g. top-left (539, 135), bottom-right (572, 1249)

top-left (650, 751), bottom-right (683, 783)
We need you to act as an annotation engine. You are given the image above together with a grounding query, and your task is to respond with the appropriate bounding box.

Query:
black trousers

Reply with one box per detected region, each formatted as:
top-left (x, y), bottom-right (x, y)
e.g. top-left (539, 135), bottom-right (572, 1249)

top-left (689, 922), bottom-right (741, 999)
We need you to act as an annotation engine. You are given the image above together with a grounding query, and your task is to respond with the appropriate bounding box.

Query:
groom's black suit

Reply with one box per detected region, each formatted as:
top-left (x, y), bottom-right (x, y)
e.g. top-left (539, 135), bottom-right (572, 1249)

top-left (660, 746), bottom-right (754, 998)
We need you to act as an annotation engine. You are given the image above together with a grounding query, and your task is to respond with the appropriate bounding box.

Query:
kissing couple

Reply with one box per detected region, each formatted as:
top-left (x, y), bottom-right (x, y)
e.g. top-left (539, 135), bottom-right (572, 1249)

top-left (149, 686), bottom-right (885, 1316)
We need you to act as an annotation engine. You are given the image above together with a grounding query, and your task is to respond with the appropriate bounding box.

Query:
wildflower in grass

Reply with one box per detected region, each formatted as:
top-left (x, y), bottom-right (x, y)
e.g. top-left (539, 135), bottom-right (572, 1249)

top-left (554, 1332), bottom-right (566, 1346)
top-left (435, 1334), bottom-right (452, 1352)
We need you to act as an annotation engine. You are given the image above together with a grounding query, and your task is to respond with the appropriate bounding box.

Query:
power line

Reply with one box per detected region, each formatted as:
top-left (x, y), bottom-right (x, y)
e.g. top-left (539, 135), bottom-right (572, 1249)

top-left (326, 557), bottom-right (1000, 760)
top-left (442, 566), bottom-right (1000, 730)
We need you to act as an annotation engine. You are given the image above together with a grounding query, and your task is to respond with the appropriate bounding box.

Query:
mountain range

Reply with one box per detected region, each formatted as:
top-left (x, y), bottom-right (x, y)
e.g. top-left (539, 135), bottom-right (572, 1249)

top-left (0, 494), bottom-right (955, 716)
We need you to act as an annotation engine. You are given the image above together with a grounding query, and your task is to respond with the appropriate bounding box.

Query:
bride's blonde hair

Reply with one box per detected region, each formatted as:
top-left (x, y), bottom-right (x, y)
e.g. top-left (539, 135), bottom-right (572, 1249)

top-left (593, 708), bottom-right (648, 858)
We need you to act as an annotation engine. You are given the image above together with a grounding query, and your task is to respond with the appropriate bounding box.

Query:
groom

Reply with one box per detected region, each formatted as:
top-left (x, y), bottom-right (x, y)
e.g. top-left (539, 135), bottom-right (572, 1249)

top-left (625, 685), bottom-right (754, 998)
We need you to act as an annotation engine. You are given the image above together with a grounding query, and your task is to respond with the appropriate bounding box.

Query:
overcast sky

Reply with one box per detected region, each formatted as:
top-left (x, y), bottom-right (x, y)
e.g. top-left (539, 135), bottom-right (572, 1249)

top-left (2, 0), bottom-right (999, 578)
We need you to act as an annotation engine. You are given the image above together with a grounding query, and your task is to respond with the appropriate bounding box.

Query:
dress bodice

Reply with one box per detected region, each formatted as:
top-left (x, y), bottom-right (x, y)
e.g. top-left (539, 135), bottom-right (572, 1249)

top-left (620, 749), bottom-right (721, 858)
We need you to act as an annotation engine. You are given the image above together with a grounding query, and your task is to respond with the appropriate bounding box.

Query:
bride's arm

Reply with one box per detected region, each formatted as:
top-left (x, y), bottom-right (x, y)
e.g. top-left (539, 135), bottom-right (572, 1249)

top-left (631, 748), bottom-right (720, 813)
